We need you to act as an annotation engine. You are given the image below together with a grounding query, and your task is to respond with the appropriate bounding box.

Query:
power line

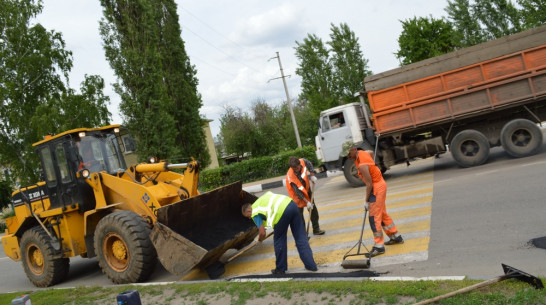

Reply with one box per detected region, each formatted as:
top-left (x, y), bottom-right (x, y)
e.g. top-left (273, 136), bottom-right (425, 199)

top-left (188, 52), bottom-right (236, 77)
top-left (179, 7), bottom-right (245, 50)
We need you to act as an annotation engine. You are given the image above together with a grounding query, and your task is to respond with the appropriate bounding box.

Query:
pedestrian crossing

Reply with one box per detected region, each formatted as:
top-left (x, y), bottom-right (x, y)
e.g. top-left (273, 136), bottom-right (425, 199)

top-left (182, 160), bottom-right (435, 280)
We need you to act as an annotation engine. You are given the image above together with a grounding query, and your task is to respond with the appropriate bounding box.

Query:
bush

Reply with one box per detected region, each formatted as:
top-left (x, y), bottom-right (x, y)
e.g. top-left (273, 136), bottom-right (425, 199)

top-left (0, 206), bottom-right (15, 233)
top-left (200, 145), bottom-right (318, 191)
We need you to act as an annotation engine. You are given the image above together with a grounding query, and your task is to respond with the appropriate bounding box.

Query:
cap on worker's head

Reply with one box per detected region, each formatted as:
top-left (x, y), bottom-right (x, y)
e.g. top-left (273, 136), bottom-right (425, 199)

top-left (339, 141), bottom-right (355, 157)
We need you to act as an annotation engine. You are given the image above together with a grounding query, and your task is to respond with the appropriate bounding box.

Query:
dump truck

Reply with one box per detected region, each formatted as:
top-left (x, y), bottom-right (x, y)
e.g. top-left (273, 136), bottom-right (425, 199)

top-left (316, 25), bottom-right (546, 186)
top-left (1, 125), bottom-right (258, 287)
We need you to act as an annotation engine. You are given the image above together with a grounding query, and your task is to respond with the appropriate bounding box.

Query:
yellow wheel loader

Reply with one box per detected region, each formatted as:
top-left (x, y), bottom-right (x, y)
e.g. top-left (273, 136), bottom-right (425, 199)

top-left (1, 125), bottom-right (258, 287)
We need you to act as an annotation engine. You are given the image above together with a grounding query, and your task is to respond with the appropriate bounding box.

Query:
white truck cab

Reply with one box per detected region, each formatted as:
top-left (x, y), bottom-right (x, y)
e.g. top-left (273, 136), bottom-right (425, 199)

top-left (315, 102), bottom-right (368, 170)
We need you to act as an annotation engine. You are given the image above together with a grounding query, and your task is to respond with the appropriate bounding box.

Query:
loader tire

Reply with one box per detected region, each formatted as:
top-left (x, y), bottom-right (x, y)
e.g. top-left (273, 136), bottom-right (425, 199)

top-left (500, 119), bottom-right (543, 158)
top-left (343, 158), bottom-right (365, 187)
top-left (94, 211), bottom-right (157, 284)
top-left (450, 129), bottom-right (490, 167)
top-left (20, 226), bottom-right (69, 287)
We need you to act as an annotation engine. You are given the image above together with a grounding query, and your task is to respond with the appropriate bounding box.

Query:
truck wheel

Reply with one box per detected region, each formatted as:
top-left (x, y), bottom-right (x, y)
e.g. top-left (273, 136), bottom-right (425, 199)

top-left (450, 130), bottom-right (490, 167)
top-left (20, 226), bottom-right (69, 287)
top-left (500, 119), bottom-right (543, 158)
top-left (94, 211), bottom-right (157, 284)
top-left (343, 158), bottom-right (365, 187)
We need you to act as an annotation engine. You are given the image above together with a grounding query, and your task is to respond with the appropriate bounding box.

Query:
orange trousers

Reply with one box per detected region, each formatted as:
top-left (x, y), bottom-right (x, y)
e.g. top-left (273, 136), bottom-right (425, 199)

top-left (368, 179), bottom-right (398, 247)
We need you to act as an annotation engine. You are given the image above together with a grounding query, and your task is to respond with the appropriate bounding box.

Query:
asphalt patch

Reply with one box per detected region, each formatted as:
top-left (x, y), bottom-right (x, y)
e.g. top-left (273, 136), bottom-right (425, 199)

top-left (530, 236), bottom-right (546, 249)
top-left (230, 270), bottom-right (380, 279)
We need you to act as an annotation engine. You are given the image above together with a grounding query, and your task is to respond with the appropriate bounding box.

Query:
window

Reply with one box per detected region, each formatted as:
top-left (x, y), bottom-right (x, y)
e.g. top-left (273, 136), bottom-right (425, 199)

top-left (329, 112), bottom-right (345, 128)
top-left (321, 116), bottom-right (331, 132)
top-left (55, 143), bottom-right (72, 184)
top-left (77, 134), bottom-right (125, 173)
top-left (106, 135), bottom-right (123, 171)
top-left (322, 112), bottom-right (346, 132)
top-left (39, 147), bottom-right (57, 187)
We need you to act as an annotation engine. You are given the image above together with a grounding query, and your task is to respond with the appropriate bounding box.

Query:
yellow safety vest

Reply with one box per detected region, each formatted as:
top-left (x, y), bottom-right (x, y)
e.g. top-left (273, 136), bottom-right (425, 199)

top-left (251, 191), bottom-right (292, 228)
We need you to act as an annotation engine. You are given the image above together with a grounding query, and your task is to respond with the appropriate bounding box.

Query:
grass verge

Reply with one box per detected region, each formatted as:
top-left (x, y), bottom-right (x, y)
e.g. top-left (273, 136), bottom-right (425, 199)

top-left (0, 278), bottom-right (544, 305)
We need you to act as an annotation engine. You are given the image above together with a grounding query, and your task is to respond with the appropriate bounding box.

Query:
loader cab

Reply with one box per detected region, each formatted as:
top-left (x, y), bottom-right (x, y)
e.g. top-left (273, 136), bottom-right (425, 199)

top-left (33, 125), bottom-right (129, 212)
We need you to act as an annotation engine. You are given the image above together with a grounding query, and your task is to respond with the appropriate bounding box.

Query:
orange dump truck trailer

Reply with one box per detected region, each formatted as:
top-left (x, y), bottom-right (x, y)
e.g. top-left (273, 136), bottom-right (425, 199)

top-left (316, 25), bottom-right (546, 186)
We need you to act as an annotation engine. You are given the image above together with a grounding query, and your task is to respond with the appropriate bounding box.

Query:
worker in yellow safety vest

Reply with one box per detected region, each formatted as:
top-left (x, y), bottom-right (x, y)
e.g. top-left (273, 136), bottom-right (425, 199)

top-left (242, 191), bottom-right (318, 274)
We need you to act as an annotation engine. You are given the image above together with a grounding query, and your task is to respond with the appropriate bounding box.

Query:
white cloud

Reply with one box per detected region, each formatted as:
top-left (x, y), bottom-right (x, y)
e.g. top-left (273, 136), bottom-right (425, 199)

top-left (232, 3), bottom-right (311, 47)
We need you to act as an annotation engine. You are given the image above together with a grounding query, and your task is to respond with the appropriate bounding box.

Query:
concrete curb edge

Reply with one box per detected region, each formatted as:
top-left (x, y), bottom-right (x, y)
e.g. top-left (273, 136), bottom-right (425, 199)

top-left (242, 170), bottom-right (344, 193)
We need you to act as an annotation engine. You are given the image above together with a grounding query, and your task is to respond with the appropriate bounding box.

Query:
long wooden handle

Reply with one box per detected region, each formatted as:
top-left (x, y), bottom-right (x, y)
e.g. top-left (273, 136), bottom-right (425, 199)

top-left (306, 182), bottom-right (316, 234)
top-left (412, 276), bottom-right (504, 305)
top-left (226, 231), bottom-right (274, 263)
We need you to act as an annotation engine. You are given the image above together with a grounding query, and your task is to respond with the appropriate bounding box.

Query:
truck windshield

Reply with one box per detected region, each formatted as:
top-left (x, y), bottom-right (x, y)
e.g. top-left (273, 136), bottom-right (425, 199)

top-left (77, 134), bottom-right (125, 174)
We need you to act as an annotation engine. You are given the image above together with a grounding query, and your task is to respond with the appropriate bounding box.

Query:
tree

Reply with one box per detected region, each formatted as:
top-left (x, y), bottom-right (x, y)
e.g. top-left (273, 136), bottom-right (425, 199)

top-left (395, 16), bottom-right (458, 65)
top-left (445, 0), bottom-right (486, 46)
top-left (295, 23), bottom-right (371, 117)
top-left (283, 99), bottom-right (318, 147)
top-left (294, 34), bottom-right (335, 117)
top-left (99, 0), bottom-right (210, 167)
top-left (328, 23), bottom-right (371, 104)
top-left (473, 0), bottom-right (523, 40)
top-left (249, 99), bottom-right (284, 157)
top-left (32, 75), bottom-right (111, 136)
top-left (0, 179), bottom-right (12, 210)
top-left (0, 0), bottom-right (110, 185)
top-left (517, 0), bottom-right (546, 28)
top-left (219, 105), bottom-right (255, 159)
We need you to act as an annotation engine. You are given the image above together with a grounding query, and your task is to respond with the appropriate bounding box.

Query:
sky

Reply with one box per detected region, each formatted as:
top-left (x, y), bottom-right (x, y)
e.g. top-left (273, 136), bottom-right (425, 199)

top-left (36, 0), bottom-right (448, 139)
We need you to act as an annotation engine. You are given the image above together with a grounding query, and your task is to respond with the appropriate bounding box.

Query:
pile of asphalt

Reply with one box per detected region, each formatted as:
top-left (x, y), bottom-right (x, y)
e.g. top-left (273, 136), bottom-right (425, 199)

top-left (230, 270), bottom-right (379, 279)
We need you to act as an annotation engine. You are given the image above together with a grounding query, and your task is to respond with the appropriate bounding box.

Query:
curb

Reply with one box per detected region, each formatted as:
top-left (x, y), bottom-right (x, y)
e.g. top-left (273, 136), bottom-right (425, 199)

top-left (242, 170), bottom-right (344, 193)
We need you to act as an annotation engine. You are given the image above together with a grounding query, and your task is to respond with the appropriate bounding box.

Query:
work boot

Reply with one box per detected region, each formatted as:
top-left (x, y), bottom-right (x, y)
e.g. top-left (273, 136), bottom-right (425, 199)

top-left (385, 235), bottom-right (404, 245)
top-left (313, 229), bottom-right (325, 235)
top-left (305, 266), bottom-right (318, 272)
top-left (271, 269), bottom-right (286, 275)
top-left (365, 246), bottom-right (385, 258)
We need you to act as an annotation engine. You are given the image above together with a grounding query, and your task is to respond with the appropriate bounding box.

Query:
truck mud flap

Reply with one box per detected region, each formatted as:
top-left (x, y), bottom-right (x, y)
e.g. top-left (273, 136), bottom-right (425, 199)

top-left (150, 181), bottom-right (258, 276)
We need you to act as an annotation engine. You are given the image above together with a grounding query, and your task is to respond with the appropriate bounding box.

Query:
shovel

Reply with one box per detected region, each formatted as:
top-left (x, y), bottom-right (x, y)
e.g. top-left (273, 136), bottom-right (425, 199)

top-left (413, 263), bottom-right (543, 305)
top-left (206, 231), bottom-right (274, 279)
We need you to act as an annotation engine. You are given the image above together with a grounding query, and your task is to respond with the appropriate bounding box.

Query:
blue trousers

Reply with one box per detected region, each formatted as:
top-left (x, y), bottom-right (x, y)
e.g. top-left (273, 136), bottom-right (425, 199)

top-left (273, 201), bottom-right (317, 271)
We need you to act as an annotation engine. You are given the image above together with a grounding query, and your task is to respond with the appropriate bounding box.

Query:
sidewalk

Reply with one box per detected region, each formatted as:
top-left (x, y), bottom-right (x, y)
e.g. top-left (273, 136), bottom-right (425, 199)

top-left (242, 170), bottom-right (343, 193)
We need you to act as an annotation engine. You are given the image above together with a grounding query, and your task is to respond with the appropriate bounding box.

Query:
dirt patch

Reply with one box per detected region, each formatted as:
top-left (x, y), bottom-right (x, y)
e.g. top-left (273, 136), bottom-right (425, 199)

top-left (119, 291), bottom-right (418, 305)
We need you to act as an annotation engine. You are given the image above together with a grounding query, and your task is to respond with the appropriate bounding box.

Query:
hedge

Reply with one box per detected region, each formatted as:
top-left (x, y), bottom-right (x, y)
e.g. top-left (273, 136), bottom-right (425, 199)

top-left (199, 145), bottom-right (319, 191)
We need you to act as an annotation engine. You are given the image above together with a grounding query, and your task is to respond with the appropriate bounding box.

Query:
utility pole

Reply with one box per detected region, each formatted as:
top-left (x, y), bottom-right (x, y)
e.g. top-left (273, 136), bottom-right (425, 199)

top-left (269, 51), bottom-right (302, 148)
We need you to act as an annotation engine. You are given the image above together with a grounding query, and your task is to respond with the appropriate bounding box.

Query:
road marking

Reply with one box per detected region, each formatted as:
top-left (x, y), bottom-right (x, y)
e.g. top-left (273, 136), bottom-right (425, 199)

top-left (522, 160), bottom-right (546, 167)
top-left (475, 169), bottom-right (499, 176)
top-left (184, 166), bottom-right (435, 281)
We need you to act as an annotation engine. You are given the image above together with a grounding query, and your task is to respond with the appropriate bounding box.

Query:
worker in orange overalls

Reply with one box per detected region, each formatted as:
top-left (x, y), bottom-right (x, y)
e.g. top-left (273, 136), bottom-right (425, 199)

top-left (285, 156), bottom-right (325, 235)
top-left (340, 141), bottom-right (403, 257)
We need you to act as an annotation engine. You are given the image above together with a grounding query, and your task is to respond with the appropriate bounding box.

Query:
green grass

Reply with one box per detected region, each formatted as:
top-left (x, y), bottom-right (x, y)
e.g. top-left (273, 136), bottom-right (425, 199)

top-left (0, 279), bottom-right (544, 305)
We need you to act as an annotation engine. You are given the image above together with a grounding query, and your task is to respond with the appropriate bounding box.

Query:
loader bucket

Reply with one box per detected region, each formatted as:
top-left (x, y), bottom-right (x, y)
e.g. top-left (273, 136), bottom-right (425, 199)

top-left (150, 181), bottom-right (258, 276)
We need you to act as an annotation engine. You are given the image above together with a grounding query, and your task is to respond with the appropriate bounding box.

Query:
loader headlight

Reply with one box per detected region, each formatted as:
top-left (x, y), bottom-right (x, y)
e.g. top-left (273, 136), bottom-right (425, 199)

top-left (79, 169), bottom-right (90, 178)
top-left (148, 156), bottom-right (158, 164)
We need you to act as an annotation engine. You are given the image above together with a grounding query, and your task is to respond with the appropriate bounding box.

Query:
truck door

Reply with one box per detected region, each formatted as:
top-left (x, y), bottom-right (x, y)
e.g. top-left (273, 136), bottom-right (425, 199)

top-left (38, 140), bottom-right (80, 209)
top-left (318, 111), bottom-right (352, 162)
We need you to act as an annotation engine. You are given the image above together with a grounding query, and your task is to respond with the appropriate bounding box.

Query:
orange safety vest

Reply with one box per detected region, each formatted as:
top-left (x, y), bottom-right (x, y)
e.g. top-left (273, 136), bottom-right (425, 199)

top-left (285, 158), bottom-right (311, 208)
top-left (354, 150), bottom-right (383, 184)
